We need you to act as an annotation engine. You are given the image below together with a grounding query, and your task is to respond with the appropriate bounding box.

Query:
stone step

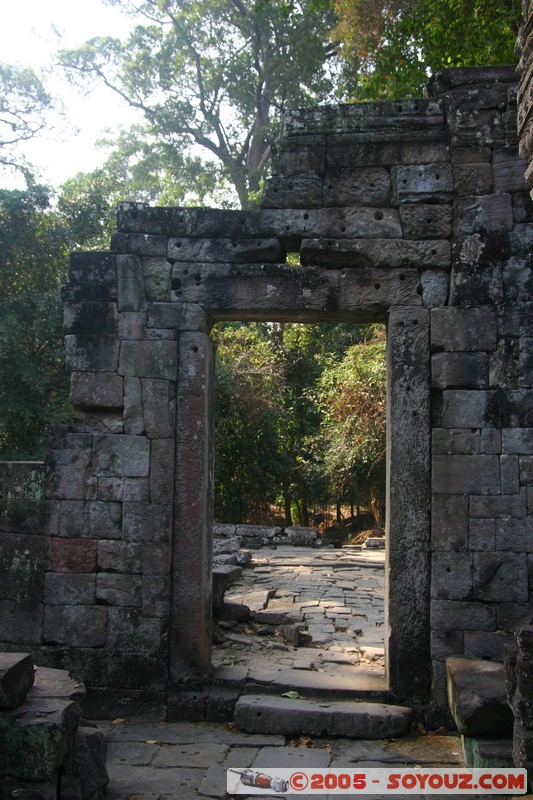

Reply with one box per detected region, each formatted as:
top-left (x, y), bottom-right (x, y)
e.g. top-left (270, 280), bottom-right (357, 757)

top-left (446, 655), bottom-right (514, 737)
top-left (233, 694), bottom-right (412, 738)
top-left (462, 736), bottom-right (514, 769)
top-left (0, 652), bottom-right (34, 710)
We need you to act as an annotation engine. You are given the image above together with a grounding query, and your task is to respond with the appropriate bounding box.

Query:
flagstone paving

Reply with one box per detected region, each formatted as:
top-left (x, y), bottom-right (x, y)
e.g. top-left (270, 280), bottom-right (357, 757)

top-left (212, 545), bottom-right (386, 677)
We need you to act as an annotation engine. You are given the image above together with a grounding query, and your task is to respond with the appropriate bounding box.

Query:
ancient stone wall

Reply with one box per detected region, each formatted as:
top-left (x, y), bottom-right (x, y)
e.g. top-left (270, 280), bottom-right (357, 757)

top-left (1, 65), bottom-right (532, 721)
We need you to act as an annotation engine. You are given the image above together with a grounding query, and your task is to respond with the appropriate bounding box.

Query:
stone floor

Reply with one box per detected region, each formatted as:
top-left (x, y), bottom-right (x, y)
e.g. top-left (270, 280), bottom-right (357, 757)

top-left (97, 718), bottom-right (492, 800)
top-left (213, 545), bottom-right (386, 677)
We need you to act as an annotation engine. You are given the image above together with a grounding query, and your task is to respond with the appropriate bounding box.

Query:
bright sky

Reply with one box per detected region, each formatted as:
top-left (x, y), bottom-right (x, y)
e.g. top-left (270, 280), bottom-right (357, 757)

top-left (1, 0), bottom-right (143, 187)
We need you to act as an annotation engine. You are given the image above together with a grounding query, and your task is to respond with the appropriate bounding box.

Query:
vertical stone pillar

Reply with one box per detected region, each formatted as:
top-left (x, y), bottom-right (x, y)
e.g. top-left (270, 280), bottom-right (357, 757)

top-left (386, 306), bottom-right (431, 702)
top-left (171, 331), bottom-right (214, 683)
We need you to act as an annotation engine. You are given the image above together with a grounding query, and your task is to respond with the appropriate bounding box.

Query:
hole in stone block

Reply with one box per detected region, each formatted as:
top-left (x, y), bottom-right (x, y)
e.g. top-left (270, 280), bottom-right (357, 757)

top-left (375, 211), bottom-right (384, 220)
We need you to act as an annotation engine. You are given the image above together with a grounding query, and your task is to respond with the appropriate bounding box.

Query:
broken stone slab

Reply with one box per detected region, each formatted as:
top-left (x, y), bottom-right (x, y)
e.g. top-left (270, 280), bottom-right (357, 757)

top-left (6, 696), bottom-right (82, 781)
top-left (365, 537), bottom-right (386, 549)
top-left (233, 694), bottom-right (412, 738)
top-left (213, 523), bottom-right (237, 538)
top-left (65, 726), bottom-right (109, 800)
top-left (215, 602), bottom-right (251, 623)
top-left (446, 655), bottom-right (514, 736)
top-left (212, 554), bottom-right (238, 567)
top-left (285, 526), bottom-right (318, 546)
top-left (213, 537), bottom-right (241, 555)
top-left (235, 549), bottom-right (253, 566)
top-left (32, 666), bottom-right (85, 703)
top-left (0, 652), bottom-right (34, 710)
top-left (235, 525), bottom-right (281, 540)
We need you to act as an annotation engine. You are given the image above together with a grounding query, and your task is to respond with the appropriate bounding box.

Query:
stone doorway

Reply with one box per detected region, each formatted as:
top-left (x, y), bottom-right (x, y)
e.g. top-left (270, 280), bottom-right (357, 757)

top-left (171, 290), bottom-right (431, 706)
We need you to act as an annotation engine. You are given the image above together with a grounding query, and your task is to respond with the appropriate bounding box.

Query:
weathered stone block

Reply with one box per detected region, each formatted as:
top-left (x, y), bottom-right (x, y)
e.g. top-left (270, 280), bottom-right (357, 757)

top-left (51, 538), bottom-right (97, 573)
top-left (147, 302), bottom-right (207, 332)
top-left (503, 428), bottom-right (533, 454)
top-left (97, 540), bottom-right (170, 575)
top-left (0, 532), bottom-right (50, 603)
top-left (464, 630), bottom-right (513, 662)
top-left (271, 135), bottom-right (326, 176)
top-left (432, 427), bottom-right (479, 455)
top-left (45, 464), bottom-right (94, 501)
top-left (469, 519), bottom-right (496, 552)
top-left (0, 600), bottom-right (43, 644)
top-left (446, 656), bottom-right (513, 736)
top-left (323, 167), bottom-right (391, 207)
top-left (474, 552), bottom-right (529, 601)
top-left (441, 388), bottom-right (489, 429)
top-left (69, 372), bottom-right (123, 410)
top-left (431, 493), bottom-right (469, 551)
top-left (117, 311), bottom-right (147, 340)
top-left (470, 491), bottom-right (527, 518)
top-left (43, 573), bottom-right (96, 605)
top-left (420, 270), bottom-right (449, 307)
top-left (93, 433), bottom-right (150, 477)
top-left (106, 607), bottom-right (164, 651)
top-left (259, 206), bottom-right (402, 240)
top-left (432, 455), bottom-right (500, 495)
top-left (493, 153), bottom-right (529, 192)
top-left (431, 306), bottom-right (498, 351)
top-left (69, 251), bottom-right (116, 285)
top-left (59, 500), bottom-right (122, 539)
top-left (68, 726), bottom-right (109, 800)
top-left (431, 352), bottom-right (488, 388)
top-left (150, 439), bottom-right (175, 505)
top-left (0, 652), bottom-right (34, 710)
top-left (262, 174), bottom-right (323, 207)
top-left (140, 379), bottom-right (175, 439)
top-left (480, 428), bottom-right (501, 454)
top-left (430, 629), bottom-right (464, 661)
top-left (449, 261), bottom-right (503, 306)
top-left (117, 254), bottom-right (145, 312)
top-left (168, 237), bottom-right (284, 263)
top-left (142, 256), bottom-right (172, 301)
top-left (391, 163), bottom-right (453, 204)
top-left (71, 407), bottom-right (124, 435)
top-left (142, 575), bottom-right (170, 618)
top-left (301, 237), bottom-right (451, 269)
top-left (454, 193), bottom-right (513, 233)
top-left (431, 600), bottom-right (496, 631)
top-left (64, 334), bottom-right (119, 373)
top-left (399, 204), bottom-right (452, 239)
top-left (234, 694), bottom-right (412, 738)
top-left (97, 477), bottom-right (149, 503)
top-left (340, 267), bottom-right (421, 311)
top-left (63, 301), bottom-right (118, 335)
top-left (5, 696), bottom-right (82, 782)
top-left (96, 573), bottom-right (142, 607)
top-left (43, 605), bottom-right (107, 647)
top-left (496, 517), bottom-right (533, 551)
top-left (122, 502), bottom-right (172, 544)
top-left (431, 552), bottom-right (473, 600)
top-left (118, 339), bottom-right (178, 381)
top-left (452, 162), bottom-right (493, 195)
top-left (177, 332), bottom-right (213, 396)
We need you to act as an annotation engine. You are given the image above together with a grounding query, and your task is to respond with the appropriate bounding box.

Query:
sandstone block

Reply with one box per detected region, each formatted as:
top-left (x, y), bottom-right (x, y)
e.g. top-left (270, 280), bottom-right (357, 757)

top-left (431, 306), bottom-right (498, 351)
top-left (474, 552), bottom-right (529, 601)
top-left (262, 174), bottom-right (323, 207)
top-left (454, 193), bottom-right (513, 233)
top-left (259, 206), bottom-right (402, 240)
top-left (420, 270), bottom-right (449, 307)
top-left (391, 163), bottom-right (453, 204)
top-left (234, 694), bottom-right (412, 738)
top-left (59, 500), bottom-right (122, 539)
top-left (503, 428), bottom-right (533, 454)
top-left (96, 477), bottom-right (149, 503)
top-left (431, 352), bottom-right (488, 388)
top-left (469, 519), bottom-right (496, 552)
top-left (117, 311), bottom-right (147, 340)
top-left (272, 135), bottom-right (326, 176)
top-left (43, 605), bottom-right (107, 647)
top-left (168, 237), bottom-right (284, 263)
top-left (449, 261), bottom-right (503, 306)
top-left (446, 655), bottom-right (513, 736)
top-left (432, 427), bottom-right (479, 455)
top-left (431, 552), bottom-right (473, 600)
top-left (112, 232), bottom-right (169, 256)
top-left (93, 434), bottom-right (150, 478)
top-left (147, 302), bottom-right (207, 332)
top-left (0, 532), bottom-right (50, 602)
top-left (300, 237), bottom-right (451, 269)
top-left (0, 600), bottom-right (43, 644)
top-left (323, 167), bottom-right (391, 207)
top-left (150, 438), bottom-right (175, 505)
top-left (142, 256), bottom-right (172, 301)
top-left (43, 573), bottom-right (96, 605)
top-left (68, 726), bottom-right (109, 800)
top-left (141, 379), bottom-right (175, 438)
top-left (496, 517), bottom-right (533, 551)
top-left (63, 301), bottom-right (118, 335)
top-left (452, 162), bottom-right (493, 195)
top-left (431, 493), bottom-right (469, 551)
top-left (122, 502), bottom-right (172, 544)
top-left (98, 540), bottom-right (170, 575)
top-left (96, 572), bottom-right (142, 606)
top-left (431, 600), bottom-right (495, 631)
top-left (142, 575), bottom-right (170, 618)
top-left (117, 254), bottom-right (145, 312)
top-left (70, 372), bottom-right (123, 410)
top-left (69, 251), bottom-right (116, 285)
top-left (123, 376), bottom-right (145, 435)
top-left (118, 339), bottom-right (178, 381)
top-left (432, 455), bottom-right (500, 494)
top-left (51, 538), bottom-right (97, 573)
top-left (64, 334), bottom-right (119, 373)
top-left (470, 491), bottom-right (527, 518)
top-left (399, 204), bottom-right (452, 239)
top-left (106, 607), bottom-right (164, 651)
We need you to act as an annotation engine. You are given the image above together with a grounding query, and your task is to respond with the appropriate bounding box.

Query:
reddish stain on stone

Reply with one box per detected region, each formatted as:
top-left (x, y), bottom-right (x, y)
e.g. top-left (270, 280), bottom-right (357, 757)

top-left (51, 537), bottom-right (97, 573)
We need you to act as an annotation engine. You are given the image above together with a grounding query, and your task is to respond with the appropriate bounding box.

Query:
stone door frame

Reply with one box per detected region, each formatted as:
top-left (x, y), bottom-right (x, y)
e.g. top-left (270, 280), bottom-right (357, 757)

top-left (170, 274), bottom-right (431, 706)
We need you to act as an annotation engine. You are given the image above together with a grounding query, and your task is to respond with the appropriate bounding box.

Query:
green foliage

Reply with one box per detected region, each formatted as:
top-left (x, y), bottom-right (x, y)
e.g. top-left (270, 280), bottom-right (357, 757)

top-left (0, 186), bottom-right (72, 458)
top-left (213, 321), bottom-right (385, 526)
top-left (333, 0), bottom-right (521, 99)
top-left (59, 0), bottom-right (341, 207)
top-left (0, 63), bottom-right (53, 179)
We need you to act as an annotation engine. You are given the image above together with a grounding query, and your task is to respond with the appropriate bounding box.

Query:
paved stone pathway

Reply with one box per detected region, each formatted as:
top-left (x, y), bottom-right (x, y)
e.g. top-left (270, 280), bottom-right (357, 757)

top-left (213, 545), bottom-right (385, 677)
top-left (98, 719), bottom-right (489, 800)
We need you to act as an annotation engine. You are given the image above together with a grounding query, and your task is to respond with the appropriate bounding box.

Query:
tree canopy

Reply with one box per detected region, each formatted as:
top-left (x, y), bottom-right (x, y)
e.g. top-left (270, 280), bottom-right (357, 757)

top-left (59, 0), bottom-right (340, 208)
top-left (332, 0), bottom-right (520, 99)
